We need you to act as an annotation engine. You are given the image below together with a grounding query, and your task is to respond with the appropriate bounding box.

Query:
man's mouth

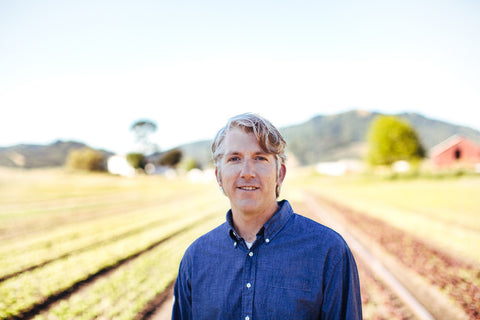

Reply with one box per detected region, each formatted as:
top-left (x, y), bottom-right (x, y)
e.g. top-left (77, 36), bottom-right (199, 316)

top-left (238, 186), bottom-right (259, 191)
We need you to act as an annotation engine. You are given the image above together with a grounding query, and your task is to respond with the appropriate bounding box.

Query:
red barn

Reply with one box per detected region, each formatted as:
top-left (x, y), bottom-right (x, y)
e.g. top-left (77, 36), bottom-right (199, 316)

top-left (430, 135), bottom-right (480, 168)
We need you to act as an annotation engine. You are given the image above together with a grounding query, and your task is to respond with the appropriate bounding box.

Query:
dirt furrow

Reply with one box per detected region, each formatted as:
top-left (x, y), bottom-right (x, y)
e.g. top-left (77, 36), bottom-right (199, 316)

top-left (9, 224), bottom-right (196, 320)
top-left (306, 193), bottom-right (476, 320)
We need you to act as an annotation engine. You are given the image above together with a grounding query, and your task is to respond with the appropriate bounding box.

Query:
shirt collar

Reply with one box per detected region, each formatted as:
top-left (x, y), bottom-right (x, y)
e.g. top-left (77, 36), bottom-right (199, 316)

top-left (226, 200), bottom-right (294, 244)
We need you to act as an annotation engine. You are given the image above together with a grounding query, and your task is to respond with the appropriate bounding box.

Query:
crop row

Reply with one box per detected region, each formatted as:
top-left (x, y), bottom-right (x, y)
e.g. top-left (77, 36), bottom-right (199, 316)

top-left (314, 194), bottom-right (480, 319)
top-left (0, 205), bottom-right (221, 320)
top-left (32, 216), bottom-right (222, 320)
top-left (0, 184), bottom-right (217, 252)
top-left (0, 176), bottom-right (220, 241)
top-left (0, 192), bottom-right (158, 240)
top-left (0, 195), bottom-right (219, 282)
top-left (357, 257), bottom-right (414, 320)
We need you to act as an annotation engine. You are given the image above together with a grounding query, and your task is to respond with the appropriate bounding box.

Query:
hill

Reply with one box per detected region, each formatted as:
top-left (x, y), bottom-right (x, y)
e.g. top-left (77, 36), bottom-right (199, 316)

top-left (2, 110), bottom-right (480, 168)
top-left (0, 141), bottom-right (113, 169)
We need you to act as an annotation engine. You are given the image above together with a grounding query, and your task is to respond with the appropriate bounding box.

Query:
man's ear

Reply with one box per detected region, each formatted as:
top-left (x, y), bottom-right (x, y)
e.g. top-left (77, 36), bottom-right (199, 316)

top-left (215, 166), bottom-right (222, 186)
top-left (277, 163), bottom-right (286, 185)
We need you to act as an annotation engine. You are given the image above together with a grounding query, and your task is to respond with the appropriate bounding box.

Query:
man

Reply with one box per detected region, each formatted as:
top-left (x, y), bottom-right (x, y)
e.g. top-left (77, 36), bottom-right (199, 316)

top-left (172, 113), bottom-right (362, 319)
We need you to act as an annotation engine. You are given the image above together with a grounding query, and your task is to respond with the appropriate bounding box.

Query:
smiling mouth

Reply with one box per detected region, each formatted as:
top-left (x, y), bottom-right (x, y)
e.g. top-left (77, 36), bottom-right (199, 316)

top-left (238, 186), bottom-right (259, 191)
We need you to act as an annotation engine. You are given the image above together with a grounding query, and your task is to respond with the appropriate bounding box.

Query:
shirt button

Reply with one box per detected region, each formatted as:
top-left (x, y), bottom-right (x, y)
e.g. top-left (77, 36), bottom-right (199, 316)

top-left (248, 251), bottom-right (253, 257)
top-left (234, 242), bottom-right (237, 247)
top-left (246, 282), bottom-right (251, 288)
top-left (245, 316), bottom-right (250, 320)
top-left (265, 238), bottom-right (270, 243)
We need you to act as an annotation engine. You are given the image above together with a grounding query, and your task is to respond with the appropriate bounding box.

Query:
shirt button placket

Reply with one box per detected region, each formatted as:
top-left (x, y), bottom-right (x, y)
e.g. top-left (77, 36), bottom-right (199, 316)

top-left (242, 249), bottom-right (256, 320)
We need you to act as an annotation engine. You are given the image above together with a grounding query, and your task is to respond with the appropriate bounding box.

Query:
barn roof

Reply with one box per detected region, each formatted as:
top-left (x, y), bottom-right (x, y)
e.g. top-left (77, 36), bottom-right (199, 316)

top-left (430, 135), bottom-right (479, 157)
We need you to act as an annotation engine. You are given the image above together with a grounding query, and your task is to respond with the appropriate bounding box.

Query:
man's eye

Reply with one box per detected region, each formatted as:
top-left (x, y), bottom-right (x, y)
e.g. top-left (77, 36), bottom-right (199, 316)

top-left (228, 156), bottom-right (240, 162)
top-left (255, 156), bottom-right (267, 161)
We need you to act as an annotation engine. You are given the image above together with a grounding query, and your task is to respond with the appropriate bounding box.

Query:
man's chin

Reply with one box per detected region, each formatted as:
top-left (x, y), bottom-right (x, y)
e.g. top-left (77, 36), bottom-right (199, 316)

top-left (232, 200), bottom-right (262, 215)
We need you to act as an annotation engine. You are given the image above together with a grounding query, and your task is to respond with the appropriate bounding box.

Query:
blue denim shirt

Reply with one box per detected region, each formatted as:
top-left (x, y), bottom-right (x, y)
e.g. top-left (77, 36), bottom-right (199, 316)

top-left (172, 200), bottom-right (362, 320)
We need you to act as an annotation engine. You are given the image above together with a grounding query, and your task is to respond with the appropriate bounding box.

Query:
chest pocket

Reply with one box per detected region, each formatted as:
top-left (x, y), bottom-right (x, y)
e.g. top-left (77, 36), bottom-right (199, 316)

top-left (261, 266), bottom-right (312, 292)
top-left (255, 265), bottom-right (319, 319)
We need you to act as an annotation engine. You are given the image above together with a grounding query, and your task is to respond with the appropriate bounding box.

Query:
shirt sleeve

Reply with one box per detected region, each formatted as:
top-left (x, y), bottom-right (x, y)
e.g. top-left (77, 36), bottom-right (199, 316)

top-left (171, 254), bottom-right (193, 320)
top-left (321, 244), bottom-right (363, 320)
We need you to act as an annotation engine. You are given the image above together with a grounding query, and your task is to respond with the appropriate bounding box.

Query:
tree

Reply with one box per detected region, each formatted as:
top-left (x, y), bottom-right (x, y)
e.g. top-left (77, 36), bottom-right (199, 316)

top-left (126, 152), bottom-right (146, 169)
top-left (366, 115), bottom-right (425, 166)
top-left (181, 157), bottom-right (201, 171)
top-left (66, 148), bottom-right (106, 172)
top-left (130, 119), bottom-right (158, 155)
top-left (159, 149), bottom-right (183, 168)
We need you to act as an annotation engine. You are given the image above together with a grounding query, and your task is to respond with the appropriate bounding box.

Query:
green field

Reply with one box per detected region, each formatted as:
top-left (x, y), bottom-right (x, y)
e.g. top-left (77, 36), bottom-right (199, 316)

top-left (0, 168), bottom-right (229, 319)
top-left (1, 167), bottom-right (479, 319)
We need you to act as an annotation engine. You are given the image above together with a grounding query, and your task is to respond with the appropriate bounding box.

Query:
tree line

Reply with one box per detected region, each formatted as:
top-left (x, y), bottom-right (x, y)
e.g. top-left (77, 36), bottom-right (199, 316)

top-left (66, 119), bottom-right (191, 173)
top-left (66, 116), bottom-right (425, 173)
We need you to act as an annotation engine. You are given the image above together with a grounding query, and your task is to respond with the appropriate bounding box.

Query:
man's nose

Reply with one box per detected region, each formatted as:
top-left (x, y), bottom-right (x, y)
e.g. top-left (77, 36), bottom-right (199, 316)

top-left (240, 160), bottom-right (255, 179)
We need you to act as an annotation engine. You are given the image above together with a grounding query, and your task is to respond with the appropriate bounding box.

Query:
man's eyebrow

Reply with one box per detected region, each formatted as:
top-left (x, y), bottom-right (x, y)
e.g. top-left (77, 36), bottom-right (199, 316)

top-left (225, 151), bottom-right (241, 156)
top-left (225, 151), bottom-right (269, 156)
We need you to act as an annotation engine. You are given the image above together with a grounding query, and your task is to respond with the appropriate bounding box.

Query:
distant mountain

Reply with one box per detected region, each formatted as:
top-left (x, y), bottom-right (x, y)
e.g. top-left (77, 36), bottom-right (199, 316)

top-left (177, 140), bottom-right (214, 169)
top-left (280, 110), bottom-right (374, 165)
top-left (2, 110), bottom-right (480, 168)
top-left (281, 110), bottom-right (480, 165)
top-left (0, 141), bottom-right (113, 169)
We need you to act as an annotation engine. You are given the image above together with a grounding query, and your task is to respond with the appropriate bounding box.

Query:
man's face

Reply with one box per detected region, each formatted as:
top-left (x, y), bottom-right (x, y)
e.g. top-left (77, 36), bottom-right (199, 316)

top-left (216, 127), bottom-right (286, 217)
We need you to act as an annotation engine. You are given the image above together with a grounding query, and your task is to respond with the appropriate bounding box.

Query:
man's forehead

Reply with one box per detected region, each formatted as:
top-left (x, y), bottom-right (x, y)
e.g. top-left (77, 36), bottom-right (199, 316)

top-left (223, 145), bottom-right (267, 154)
top-left (224, 128), bottom-right (252, 140)
top-left (224, 129), bottom-right (262, 150)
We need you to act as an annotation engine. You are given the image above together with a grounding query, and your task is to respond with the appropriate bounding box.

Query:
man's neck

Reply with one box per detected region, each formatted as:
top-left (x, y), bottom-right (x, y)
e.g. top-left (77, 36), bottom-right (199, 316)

top-left (232, 203), bottom-right (279, 243)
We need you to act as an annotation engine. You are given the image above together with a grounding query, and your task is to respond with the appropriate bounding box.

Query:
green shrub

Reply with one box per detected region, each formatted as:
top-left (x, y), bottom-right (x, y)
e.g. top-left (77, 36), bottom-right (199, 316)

top-left (66, 148), bottom-right (106, 172)
top-left (159, 149), bottom-right (183, 168)
top-left (126, 153), bottom-right (146, 169)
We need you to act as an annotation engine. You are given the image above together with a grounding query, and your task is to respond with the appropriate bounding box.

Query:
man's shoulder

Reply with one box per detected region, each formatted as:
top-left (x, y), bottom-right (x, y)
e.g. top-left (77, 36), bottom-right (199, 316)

top-left (183, 222), bottom-right (227, 255)
top-left (291, 212), bottom-right (333, 231)
top-left (291, 213), bottom-right (349, 248)
top-left (195, 222), bottom-right (227, 243)
top-left (279, 200), bottom-right (342, 238)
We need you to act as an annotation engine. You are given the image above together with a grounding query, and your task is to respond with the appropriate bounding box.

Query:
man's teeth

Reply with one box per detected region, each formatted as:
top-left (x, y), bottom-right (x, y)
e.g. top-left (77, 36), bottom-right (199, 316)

top-left (240, 186), bottom-right (257, 190)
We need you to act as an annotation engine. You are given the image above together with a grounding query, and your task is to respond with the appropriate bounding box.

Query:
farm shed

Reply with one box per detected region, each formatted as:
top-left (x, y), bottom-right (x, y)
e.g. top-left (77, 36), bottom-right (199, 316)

top-left (430, 135), bottom-right (480, 168)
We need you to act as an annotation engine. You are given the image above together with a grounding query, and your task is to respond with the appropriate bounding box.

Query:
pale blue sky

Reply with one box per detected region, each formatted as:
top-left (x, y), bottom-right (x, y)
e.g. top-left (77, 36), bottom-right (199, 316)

top-left (1, 0), bottom-right (479, 153)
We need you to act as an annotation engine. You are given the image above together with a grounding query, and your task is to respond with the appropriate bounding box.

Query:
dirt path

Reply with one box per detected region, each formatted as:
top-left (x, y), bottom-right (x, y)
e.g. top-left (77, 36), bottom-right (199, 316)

top-left (304, 193), bottom-right (473, 320)
top-left (303, 195), bottom-right (435, 320)
top-left (149, 297), bottom-right (173, 320)
top-left (147, 286), bottom-right (174, 320)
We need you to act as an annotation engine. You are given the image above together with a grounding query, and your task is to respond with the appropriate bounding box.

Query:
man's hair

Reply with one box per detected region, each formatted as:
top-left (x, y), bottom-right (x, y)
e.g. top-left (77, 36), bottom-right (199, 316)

top-left (212, 113), bottom-right (287, 197)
